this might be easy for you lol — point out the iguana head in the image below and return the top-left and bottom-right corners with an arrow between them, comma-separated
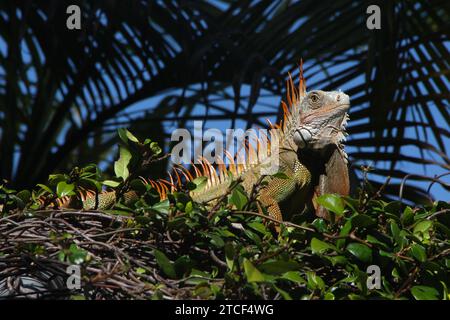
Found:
293,90 -> 350,156
279,63 -> 350,161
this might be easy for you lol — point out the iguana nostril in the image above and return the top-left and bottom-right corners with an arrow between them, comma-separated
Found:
336,95 -> 341,102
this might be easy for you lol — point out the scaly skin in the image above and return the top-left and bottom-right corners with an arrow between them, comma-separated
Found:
81,190 -> 138,210
189,87 -> 350,221
188,149 -> 313,221
39,189 -> 137,210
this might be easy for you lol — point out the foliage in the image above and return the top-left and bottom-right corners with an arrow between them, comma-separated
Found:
0,1 -> 448,204
1,182 -> 449,300
0,131 -> 448,300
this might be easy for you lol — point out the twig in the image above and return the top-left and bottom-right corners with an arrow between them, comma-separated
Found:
394,266 -> 419,298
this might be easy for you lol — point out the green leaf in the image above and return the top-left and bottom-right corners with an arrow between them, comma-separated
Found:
441,281 -> 449,300
435,222 -> 450,238
324,292 -> 335,300
401,206 -> 415,225
366,235 -> 389,249
312,218 -> 328,233
193,283 -> 213,299
281,271 -> 307,284
326,255 -> 348,266
114,146 -> 132,180
80,178 -> 102,192
351,214 -> 376,228
58,251 -> 65,262
9,194 -> 25,208
174,255 -> 193,277
136,267 -> 146,274
48,174 -> 67,185
247,221 -> 270,236
185,201 -> 193,214
185,269 -> 212,285
224,243 -> 235,271
379,250 -> 395,258
118,128 -> 139,143
384,201 -> 403,215
316,194 -> 345,216
346,243 -> 372,263
149,142 -> 162,155
37,183 -> 54,195
413,221 -> 433,235
208,234 -> 225,248
68,244 -> 88,264
259,260 -> 300,275
103,180 -> 121,187
311,237 -> 337,254
337,220 -> 352,249
153,249 -> 177,279
390,220 -> 401,241
16,190 -> 31,204
306,271 -> 325,290
273,285 -> 292,300
244,229 -> 261,245
411,286 -> 439,300
229,187 -> 247,211
151,199 -> 170,214
0,184 -> 16,194
56,181 -> 75,198
118,128 -> 128,143
410,244 -> 427,262
243,258 -> 265,283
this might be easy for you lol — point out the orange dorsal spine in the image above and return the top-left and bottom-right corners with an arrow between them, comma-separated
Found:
299,59 -> 306,98
147,60 -> 307,200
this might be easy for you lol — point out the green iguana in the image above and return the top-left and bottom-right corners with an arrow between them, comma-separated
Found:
189,71 -> 350,221
42,65 -> 351,222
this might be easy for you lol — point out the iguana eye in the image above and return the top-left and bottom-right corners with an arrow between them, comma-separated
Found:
309,92 -> 321,106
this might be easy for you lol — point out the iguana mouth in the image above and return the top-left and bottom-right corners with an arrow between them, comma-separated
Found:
335,101 -> 350,143
339,111 -> 350,141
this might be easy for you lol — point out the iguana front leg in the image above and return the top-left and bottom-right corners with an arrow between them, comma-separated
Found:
258,158 -> 312,222
258,177 -> 294,222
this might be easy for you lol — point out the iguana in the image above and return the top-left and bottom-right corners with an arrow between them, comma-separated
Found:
41,65 -> 351,222
188,72 -> 350,221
